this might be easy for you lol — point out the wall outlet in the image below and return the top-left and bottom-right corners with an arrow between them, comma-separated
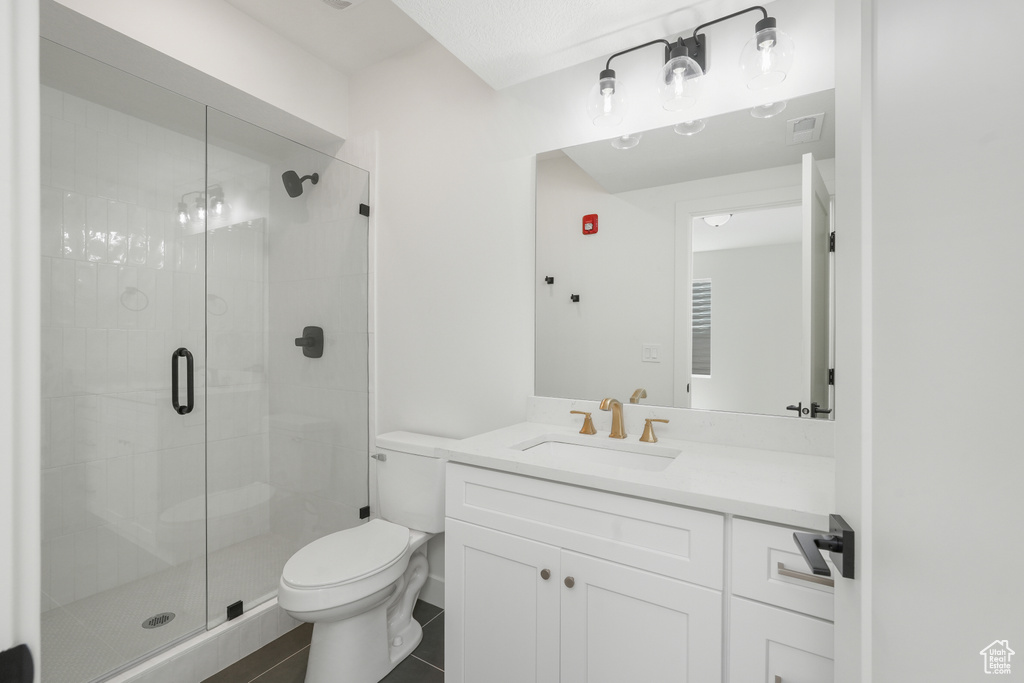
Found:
642,344 -> 661,363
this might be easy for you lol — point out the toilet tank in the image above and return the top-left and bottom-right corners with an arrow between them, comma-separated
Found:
375,431 -> 457,533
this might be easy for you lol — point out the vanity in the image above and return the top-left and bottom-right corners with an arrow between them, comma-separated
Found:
442,410 -> 836,682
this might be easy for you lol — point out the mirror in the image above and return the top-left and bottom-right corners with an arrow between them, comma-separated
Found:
535,89 -> 835,418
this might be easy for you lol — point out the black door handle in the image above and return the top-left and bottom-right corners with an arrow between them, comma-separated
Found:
811,402 -> 832,418
171,347 -> 194,415
793,514 -> 855,579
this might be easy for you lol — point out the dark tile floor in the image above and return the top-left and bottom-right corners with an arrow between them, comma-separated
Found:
202,601 -> 444,683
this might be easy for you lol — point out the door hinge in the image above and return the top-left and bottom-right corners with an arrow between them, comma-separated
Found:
829,231 -> 836,252
828,368 -> 835,386
359,203 -> 370,217
359,505 -> 370,519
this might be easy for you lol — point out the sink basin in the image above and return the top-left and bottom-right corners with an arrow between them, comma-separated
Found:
514,437 -> 679,472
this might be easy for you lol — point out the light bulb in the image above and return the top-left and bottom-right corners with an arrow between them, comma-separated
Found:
177,202 -> 189,226
659,42 -> 703,112
739,18 -> 794,90
587,69 -> 627,127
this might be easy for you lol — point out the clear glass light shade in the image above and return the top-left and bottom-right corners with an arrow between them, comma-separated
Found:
750,101 -> 788,118
674,119 -> 706,136
659,55 -> 703,111
611,133 -> 642,150
739,27 -> 795,90
177,202 -> 189,226
587,75 -> 627,127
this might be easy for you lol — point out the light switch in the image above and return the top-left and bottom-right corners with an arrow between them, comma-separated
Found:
642,344 -> 661,363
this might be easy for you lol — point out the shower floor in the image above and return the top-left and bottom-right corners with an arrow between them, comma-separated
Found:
41,533 -> 297,683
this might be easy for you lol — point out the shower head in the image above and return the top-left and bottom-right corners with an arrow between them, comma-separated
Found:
282,170 -> 319,198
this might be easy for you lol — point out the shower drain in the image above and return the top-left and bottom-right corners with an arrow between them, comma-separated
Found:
141,612 -> 176,629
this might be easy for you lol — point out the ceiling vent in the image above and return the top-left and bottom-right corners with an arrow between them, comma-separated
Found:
786,113 -> 825,145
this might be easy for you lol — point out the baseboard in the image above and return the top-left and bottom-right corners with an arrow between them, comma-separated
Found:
419,573 -> 445,610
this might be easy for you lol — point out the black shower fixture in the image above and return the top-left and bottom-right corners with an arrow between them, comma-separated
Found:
282,170 -> 319,198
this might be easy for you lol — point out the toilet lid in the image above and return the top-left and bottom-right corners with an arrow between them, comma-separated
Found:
282,519 -> 410,590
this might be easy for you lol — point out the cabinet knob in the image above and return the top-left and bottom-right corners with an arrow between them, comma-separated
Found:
540,569 -> 551,580
564,576 -> 575,588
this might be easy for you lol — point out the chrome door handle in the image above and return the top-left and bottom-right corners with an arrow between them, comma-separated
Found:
777,562 -> 835,588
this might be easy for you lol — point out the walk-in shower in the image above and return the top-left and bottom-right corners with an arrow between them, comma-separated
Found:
39,40 -> 369,683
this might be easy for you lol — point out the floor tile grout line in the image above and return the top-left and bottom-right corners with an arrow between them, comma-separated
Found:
411,654 -> 444,674
420,609 -> 444,628
247,643 -> 311,683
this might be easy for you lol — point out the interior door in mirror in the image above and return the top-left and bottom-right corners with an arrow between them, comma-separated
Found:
802,153 -> 832,415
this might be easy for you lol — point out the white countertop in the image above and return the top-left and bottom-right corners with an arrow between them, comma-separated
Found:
442,422 -> 835,530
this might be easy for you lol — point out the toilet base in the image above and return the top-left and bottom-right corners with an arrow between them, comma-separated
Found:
304,603 -> 423,683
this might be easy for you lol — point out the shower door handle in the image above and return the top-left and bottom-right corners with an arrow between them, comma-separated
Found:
171,347 -> 195,415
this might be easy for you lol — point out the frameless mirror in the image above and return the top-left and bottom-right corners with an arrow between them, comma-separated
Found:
535,89 -> 836,419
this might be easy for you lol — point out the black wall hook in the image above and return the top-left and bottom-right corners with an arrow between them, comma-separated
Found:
570,294 -> 580,302
544,276 -> 555,284
295,326 -> 324,358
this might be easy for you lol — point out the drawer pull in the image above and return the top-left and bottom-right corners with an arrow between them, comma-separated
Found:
777,561 -> 835,588
775,677 -> 782,683
540,569 -> 551,580
564,576 -> 575,588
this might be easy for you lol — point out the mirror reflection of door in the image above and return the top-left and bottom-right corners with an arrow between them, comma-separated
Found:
690,206 -> 803,416
802,152 -> 832,414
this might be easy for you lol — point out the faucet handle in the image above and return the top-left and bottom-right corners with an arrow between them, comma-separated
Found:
570,410 -> 597,435
640,418 -> 669,443
629,388 -> 647,404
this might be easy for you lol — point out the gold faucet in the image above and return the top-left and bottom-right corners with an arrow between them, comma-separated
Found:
599,398 -> 627,439
630,388 -> 647,404
640,418 -> 669,443
570,410 -> 597,435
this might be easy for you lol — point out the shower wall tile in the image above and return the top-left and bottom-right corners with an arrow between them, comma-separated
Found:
50,258 -> 75,326
107,200 -> 128,263
63,191 -> 86,260
86,195 -> 108,262
41,187 -> 63,257
74,262 -> 98,328
41,85 -> 63,119
64,94 -> 89,127
75,126 -> 99,197
51,118 -> 76,191
97,131 -> 119,200
62,327 -> 86,395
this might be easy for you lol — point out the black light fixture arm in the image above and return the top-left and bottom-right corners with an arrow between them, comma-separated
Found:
692,5 -> 769,45
605,38 -> 673,71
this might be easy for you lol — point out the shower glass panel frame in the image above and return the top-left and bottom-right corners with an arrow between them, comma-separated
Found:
40,39 -> 371,683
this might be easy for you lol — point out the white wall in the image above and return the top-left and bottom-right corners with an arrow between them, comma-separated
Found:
691,242 -> 802,416
44,0 -> 350,151
867,1 -> 1024,679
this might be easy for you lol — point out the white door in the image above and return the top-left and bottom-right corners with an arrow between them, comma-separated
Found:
445,519 -> 561,683
801,152 -> 831,412
559,551 -> 722,683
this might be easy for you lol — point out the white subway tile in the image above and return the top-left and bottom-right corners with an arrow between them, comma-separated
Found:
118,266 -> 139,329
41,187 -> 64,257
86,196 -> 108,262
85,461 -> 108,530
95,525 -> 119,592
97,131 -> 118,200
50,258 -> 76,327
107,329 -> 128,395
74,261 -> 98,328
115,519 -> 138,584
146,210 -> 166,270
137,268 -> 157,331
41,85 -> 63,119
85,328 -> 108,395
73,395 -> 103,464
127,204 -> 148,266
97,264 -> 119,328
75,126 -> 99,197
107,200 -> 128,263
51,118 -> 76,190
127,330 -> 147,391
62,327 -> 87,395
41,468 -> 62,540
41,258 -> 52,329
50,534 -> 76,605
63,93 -> 88,126
85,99 -> 106,132
61,463 -> 87,534
63,191 -> 87,260
117,138 -> 139,205
50,396 -> 75,467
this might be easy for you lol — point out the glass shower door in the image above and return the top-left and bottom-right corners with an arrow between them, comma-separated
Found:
40,40 -> 208,683
205,109 -> 370,627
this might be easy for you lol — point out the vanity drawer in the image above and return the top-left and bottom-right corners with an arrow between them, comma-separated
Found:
729,596 -> 833,683
731,518 -> 835,620
446,463 -> 724,590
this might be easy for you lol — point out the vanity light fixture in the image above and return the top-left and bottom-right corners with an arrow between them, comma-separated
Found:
587,5 -> 794,126
177,186 -> 228,226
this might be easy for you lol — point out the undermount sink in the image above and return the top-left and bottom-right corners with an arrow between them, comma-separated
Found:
514,436 -> 679,472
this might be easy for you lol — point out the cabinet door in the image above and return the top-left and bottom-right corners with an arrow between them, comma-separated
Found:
445,518 -> 561,683
730,597 -> 833,683
560,551 -> 722,683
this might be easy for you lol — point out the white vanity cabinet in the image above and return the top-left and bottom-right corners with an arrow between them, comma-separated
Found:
729,519 -> 835,683
445,463 -> 724,683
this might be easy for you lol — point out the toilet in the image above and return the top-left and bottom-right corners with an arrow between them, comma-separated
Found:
278,432 -> 455,683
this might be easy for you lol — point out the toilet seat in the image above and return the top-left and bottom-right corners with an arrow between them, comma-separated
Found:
278,519 -> 413,616
282,519 -> 410,590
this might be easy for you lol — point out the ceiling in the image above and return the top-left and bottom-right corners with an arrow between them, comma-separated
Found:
692,205 -> 801,252
222,0 -> 772,88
